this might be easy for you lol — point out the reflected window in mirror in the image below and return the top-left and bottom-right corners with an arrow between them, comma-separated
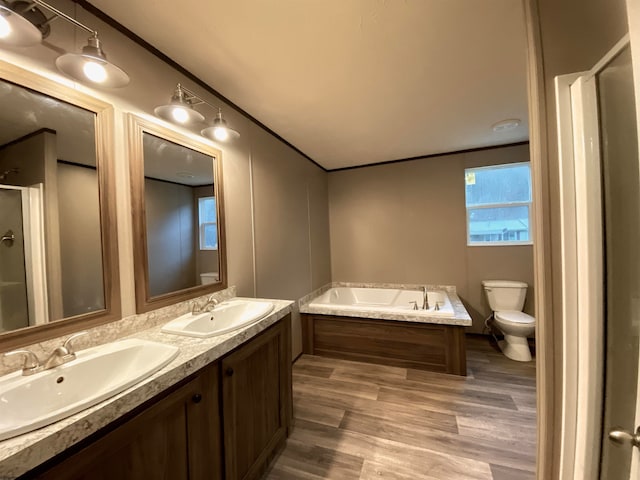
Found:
129,115 -> 226,313
0,63 -> 119,350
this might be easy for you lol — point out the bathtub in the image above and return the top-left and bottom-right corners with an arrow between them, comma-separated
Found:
308,287 -> 454,317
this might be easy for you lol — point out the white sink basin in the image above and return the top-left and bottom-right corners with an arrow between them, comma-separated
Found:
161,299 -> 275,338
0,338 -> 179,442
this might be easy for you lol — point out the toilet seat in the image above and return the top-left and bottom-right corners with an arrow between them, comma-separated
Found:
495,310 -> 535,325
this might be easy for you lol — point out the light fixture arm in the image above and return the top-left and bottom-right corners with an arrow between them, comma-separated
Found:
178,84 -> 225,113
29,0 -> 96,36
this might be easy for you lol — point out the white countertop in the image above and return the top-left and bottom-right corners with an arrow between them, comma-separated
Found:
0,297 -> 293,479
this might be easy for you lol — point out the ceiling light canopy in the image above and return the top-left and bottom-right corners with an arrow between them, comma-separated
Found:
0,0 -> 129,88
155,84 -> 240,142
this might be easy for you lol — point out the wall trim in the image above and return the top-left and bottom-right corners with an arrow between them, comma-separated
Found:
327,141 -> 530,172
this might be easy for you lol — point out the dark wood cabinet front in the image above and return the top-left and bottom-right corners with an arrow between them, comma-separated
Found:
31,366 -> 222,480
221,319 -> 292,480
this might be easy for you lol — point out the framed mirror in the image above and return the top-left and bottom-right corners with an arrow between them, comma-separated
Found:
128,115 -> 226,313
0,61 -> 120,351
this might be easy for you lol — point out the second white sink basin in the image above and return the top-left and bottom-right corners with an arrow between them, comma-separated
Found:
0,338 -> 179,442
161,299 -> 275,338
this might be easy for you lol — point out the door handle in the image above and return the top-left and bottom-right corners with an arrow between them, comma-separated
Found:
608,426 -> 640,448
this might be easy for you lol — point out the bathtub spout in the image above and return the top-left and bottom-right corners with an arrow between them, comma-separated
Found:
421,286 -> 430,310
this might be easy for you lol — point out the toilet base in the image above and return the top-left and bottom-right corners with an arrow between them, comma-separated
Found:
498,334 -> 532,362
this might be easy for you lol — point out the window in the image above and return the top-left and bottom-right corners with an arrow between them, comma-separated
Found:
198,196 -> 218,250
464,162 -> 532,246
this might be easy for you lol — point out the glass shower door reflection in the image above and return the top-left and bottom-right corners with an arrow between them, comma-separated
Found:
598,45 -> 640,479
0,187 -> 29,332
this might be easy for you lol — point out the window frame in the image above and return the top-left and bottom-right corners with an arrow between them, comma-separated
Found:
464,162 -> 534,247
198,196 -> 218,251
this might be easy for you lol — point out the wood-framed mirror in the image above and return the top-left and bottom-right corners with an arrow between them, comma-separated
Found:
0,61 -> 120,352
128,114 -> 227,313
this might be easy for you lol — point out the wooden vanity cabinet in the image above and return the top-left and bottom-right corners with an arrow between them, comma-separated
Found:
23,314 -> 292,480
31,366 -> 222,480
221,317 -> 292,480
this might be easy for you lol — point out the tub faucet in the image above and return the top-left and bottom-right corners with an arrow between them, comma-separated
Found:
192,296 -> 219,314
422,286 -> 430,310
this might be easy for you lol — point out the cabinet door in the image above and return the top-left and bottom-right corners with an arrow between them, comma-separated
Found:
222,319 -> 291,480
32,366 -> 221,480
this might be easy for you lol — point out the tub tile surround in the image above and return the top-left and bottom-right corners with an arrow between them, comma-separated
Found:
299,282 -> 472,326
0,289 -> 293,478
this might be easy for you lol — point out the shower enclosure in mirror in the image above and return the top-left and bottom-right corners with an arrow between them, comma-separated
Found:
128,115 -> 226,313
0,61 -> 120,350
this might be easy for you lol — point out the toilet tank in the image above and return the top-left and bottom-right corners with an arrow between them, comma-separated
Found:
482,280 -> 528,311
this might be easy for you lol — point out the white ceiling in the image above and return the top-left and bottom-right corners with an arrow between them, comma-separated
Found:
0,79 -> 96,166
90,0 -> 529,170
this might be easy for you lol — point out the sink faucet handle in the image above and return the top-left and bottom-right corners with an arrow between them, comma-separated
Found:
409,301 -> 419,310
62,331 -> 89,355
4,349 -> 41,372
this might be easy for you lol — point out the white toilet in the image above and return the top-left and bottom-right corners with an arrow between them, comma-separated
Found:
482,280 -> 535,362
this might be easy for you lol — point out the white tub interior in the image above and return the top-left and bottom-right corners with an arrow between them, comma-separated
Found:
309,287 -> 454,317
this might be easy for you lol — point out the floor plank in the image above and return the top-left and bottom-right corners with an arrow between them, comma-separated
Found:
264,335 -> 537,479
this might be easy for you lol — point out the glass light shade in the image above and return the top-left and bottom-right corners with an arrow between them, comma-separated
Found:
56,53 -> 129,88
55,35 -> 129,88
201,111 -> 240,142
0,5 -> 42,46
154,104 -> 205,125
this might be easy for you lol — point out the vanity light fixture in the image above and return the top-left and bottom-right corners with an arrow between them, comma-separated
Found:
201,109 -> 240,142
0,0 -> 129,88
0,0 -> 46,46
154,83 -> 205,125
155,83 -> 240,141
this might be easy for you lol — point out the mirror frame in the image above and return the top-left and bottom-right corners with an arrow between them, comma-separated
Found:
128,114 -> 227,313
0,60 -> 121,351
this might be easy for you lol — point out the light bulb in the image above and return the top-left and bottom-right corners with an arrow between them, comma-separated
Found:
0,15 -> 11,39
83,61 -> 107,83
213,126 -> 229,141
172,107 -> 189,124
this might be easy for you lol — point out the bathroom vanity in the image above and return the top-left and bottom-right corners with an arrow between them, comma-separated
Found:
0,299 -> 293,480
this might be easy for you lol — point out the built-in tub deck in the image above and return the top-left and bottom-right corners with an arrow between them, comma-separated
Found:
299,284 -> 472,376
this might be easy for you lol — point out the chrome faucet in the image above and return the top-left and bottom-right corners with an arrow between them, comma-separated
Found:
4,331 -> 88,376
422,286 -> 430,310
192,295 -> 219,315
43,331 -> 88,369
4,349 -> 41,376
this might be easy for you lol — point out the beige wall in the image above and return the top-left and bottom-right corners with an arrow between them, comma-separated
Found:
144,178 -> 197,297
57,163 -> 104,317
329,144 -> 533,333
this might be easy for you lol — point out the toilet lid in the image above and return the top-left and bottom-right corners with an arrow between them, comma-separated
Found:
495,311 -> 535,324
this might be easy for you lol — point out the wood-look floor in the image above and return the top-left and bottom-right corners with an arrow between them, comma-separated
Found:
265,335 -> 536,480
